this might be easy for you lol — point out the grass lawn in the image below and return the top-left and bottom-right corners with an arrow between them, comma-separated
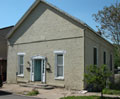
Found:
26,89 -> 39,96
103,89 -> 120,95
60,96 -> 120,99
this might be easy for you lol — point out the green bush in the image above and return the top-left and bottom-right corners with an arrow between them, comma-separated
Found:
27,89 -> 39,96
103,88 -> 120,95
85,65 -> 111,92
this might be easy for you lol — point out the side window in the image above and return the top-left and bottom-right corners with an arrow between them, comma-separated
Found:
17,53 -> 25,76
110,54 -> 112,71
56,54 -> 63,77
93,47 -> 97,65
103,51 -> 106,64
54,51 -> 65,79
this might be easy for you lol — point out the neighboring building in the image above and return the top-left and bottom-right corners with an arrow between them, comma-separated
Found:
0,26 -> 13,81
7,0 -> 114,90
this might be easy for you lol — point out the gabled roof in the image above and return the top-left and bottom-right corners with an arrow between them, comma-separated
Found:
6,0 -> 113,47
0,26 -> 14,39
6,0 -> 92,39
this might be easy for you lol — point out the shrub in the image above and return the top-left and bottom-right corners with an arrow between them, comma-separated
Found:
84,65 -> 112,97
103,88 -> 120,95
27,89 -> 39,96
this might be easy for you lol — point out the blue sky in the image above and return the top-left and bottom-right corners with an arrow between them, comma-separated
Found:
0,0 -> 118,31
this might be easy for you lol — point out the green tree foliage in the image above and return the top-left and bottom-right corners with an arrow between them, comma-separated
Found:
85,65 -> 111,97
93,2 -> 120,58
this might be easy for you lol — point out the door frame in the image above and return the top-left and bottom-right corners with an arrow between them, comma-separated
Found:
30,56 -> 46,83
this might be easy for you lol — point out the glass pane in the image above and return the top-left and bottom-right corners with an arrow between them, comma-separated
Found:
57,66 -> 63,77
103,52 -> 106,64
57,54 -> 63,65
20,55 -> 23,65
20,65 -> 23,74
93,48 -> 97,65
110,54 -> 112,71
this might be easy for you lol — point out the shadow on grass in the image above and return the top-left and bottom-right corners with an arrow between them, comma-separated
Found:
0,90 -> 12,96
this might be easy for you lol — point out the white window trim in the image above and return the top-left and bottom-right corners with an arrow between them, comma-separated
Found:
32,55 -> 45,60
54,50 -> 66,54
17,52 -> 25,77
17,74 -> 24,77
17,53 -> 26,55
55,76 -> 64,80
54,50 -> 65,80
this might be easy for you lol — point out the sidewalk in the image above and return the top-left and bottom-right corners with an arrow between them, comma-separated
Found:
0,84 -> 69,99
0,84 -> 120,99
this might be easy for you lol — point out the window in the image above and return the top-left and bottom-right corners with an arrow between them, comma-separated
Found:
54,51 -> 65,79
110,54 -> 112,71
17,53 -> 25,76
93,47 -> 97,65
103,51 -> 106,64
56,54 -> 63,77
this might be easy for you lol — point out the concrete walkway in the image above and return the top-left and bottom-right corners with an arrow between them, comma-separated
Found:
0,84 -> 120,99
0,84 -> 69,99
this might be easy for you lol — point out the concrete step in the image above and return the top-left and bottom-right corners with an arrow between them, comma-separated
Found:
19,83 -> 54,89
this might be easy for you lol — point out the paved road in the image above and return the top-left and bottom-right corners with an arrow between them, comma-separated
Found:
0,95 -> 39,99
0,91 -> 39,99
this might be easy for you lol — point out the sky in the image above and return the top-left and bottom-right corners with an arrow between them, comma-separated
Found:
0,0 -> 118,31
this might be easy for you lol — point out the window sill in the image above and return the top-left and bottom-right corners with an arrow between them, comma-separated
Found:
55,77 -> 64,80
17,74 -> 24,77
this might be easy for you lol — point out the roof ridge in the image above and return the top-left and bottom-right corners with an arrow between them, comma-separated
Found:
7,0 -> 88,39
41,0 -> 87,26
6,0 -> 113,47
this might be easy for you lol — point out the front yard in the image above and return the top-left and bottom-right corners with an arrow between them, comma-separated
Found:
1,84 -> 120,99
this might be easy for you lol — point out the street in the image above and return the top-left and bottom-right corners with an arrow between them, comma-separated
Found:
0,91 -> 39,99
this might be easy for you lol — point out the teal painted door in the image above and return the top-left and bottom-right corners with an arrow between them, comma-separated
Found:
34,59 -> 41,81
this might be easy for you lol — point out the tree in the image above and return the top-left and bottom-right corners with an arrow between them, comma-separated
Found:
84,65 -> 111,97
93,2 -> 120,57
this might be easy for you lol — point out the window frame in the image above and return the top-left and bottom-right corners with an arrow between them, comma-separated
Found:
103,51 -> 106,65
93,47 -> 98,66
54,51 -> 66,80
17,53 -> 25,77
110,54 -> 113,71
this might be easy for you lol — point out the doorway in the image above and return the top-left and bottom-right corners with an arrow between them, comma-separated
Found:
31,56 -> 45,83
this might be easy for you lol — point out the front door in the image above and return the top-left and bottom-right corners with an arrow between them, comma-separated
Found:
34,59 -> 41,81
31,57 -> 46,83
